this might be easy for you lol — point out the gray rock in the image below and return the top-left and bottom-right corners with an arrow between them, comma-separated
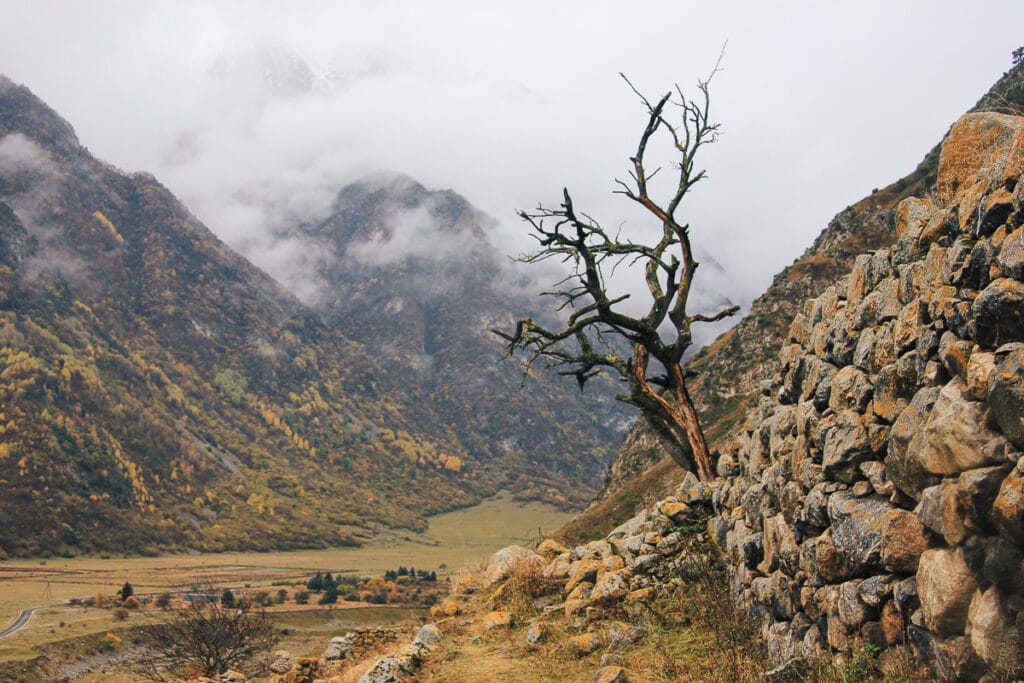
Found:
887,387 -> 942,499
915,485 -> 946,538
525,623 -> 546,645
987,346 -> 1024,449
607,620 -> 645,647
827,492 -> 891,580
829,366 -> 873,413
269,650 -> 296,673
938,331 -> 973,380
412,624 -> 442,651
893,578 -> 919,611
981,535 -> 1024,593
821,414 -> 872,483
324,634 -> 355,660
872,353 -> 918,423
837,580 -> 875,629
940,237 -> 975,286
358,653 -> 418,683
996,226 -> 1024,279
972,278 -> 1024,348
857,574 -> 896,607
957,464 -> 1013,533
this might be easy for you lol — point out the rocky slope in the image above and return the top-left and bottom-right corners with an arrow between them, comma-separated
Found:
559,59 -> 1024,545
0,76 -> 619,557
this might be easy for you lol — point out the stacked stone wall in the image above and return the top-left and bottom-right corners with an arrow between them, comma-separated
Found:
711,112 -> 1024,680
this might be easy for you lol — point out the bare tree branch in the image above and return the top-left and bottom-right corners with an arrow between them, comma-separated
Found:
494,66 -> 736,481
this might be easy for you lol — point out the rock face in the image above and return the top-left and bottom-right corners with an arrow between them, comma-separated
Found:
707,111 -> 1024,680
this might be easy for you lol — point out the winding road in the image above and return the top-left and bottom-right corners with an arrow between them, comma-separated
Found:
0,607 -> 40,638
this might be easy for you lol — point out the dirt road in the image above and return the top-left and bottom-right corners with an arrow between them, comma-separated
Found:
0,607 -> 39,638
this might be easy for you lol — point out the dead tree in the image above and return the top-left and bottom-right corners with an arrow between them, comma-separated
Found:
494,69 -> 737,482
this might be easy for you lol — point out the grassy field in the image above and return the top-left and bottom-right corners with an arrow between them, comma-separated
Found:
0,491 -> 573,661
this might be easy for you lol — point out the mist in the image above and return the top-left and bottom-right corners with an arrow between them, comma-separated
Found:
1,1 -> 1022,322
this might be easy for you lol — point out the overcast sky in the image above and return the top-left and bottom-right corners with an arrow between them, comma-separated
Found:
1,1 -> 1022,316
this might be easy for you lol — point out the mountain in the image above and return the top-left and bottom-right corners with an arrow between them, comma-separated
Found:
0,77 -> 623,557
554,58 -> 1024,545
269,174 -> 629,489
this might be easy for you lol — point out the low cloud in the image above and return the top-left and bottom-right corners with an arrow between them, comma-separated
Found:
0,133 -> 56,177
0,1 -> 1021,324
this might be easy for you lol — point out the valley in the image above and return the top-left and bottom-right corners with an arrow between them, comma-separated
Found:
0,492 -> 573,662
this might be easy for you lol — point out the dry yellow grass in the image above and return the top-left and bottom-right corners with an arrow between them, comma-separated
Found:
0,493 -> 573,662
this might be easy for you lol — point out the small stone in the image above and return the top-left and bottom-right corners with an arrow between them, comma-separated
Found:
536,538 -> 569,559
270,650 -> 296,673
525,623 -> 546,645
568,632 -> 603,657
486,546 -> 542,587
412,624 -> 442,651
625,587 -> 654,604
602,621 -> 643,650
857,574 -> 895,607
887,386 -> 942,499
592,665 -> 627,683
920,378 -> 1007,475
966,350 -> 996,400
324,634 -> 355,660
483,611 -> 514,630
566,557 -> 604,593
590,571 -> 629,604
852,481 -> 872,497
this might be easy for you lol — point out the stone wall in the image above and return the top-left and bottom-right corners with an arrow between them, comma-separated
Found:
711,112 -> 1024,680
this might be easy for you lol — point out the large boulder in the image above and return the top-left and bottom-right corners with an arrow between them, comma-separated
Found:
485,545 -> 542,587
916,548 -> 978,637
920,378 -> 1007,475
887,387 -> 941,499
881,507 -> 932,573
968,585 -> 1024,676
972,278 -> 1024,348
936,112 -> 1024,230
826,493 -> 892,580
991,462 -> 1024,544
997,226 -> 1024,279
987,345 -> 1024,449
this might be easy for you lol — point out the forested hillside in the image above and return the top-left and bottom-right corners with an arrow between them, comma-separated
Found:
0,76 -> 624,557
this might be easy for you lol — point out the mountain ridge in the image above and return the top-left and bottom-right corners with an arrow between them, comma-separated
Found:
0,75 -> 622,557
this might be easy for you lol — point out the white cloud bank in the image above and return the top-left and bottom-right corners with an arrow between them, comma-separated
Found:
0,0 -> 1021,316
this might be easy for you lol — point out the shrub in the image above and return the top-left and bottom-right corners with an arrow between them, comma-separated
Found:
112,608 -> 130,621
138,583 -> 276,678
